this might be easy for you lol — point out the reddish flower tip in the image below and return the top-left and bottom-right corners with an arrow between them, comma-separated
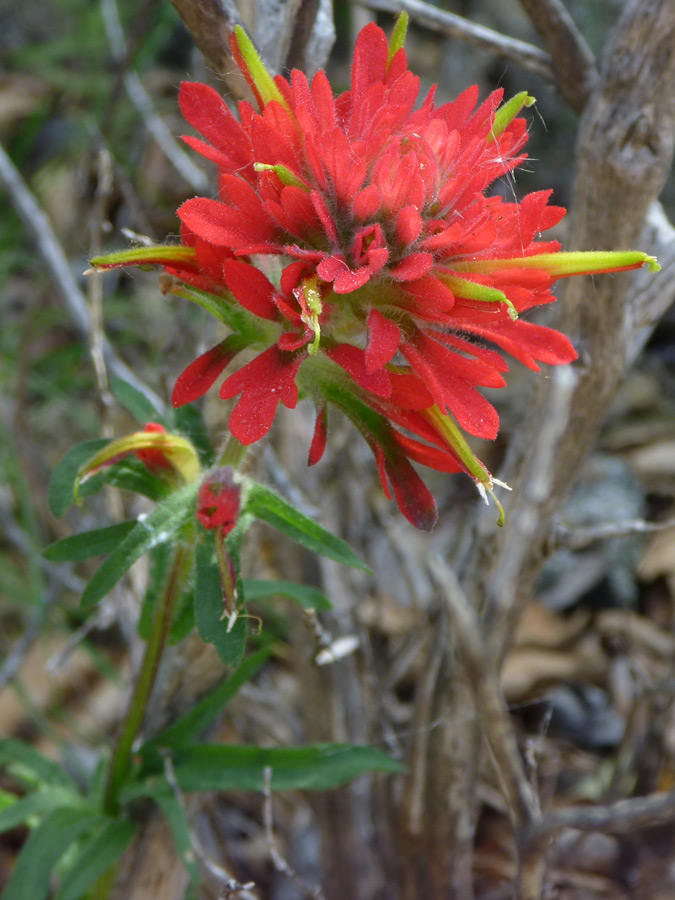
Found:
196,468 -> 241,533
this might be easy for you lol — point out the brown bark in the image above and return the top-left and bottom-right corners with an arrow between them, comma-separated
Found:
480,0 -> 675,657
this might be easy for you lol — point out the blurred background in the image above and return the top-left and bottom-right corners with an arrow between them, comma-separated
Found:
2,0 -> 675,896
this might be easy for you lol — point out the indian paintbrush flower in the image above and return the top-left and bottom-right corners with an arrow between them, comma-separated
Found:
74,422 -> 201,496
196,467 -> 241,625
91,14 -> 659,530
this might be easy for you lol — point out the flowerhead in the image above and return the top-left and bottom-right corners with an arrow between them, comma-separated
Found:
92,15 -> 657,530
196,467 -> 241,533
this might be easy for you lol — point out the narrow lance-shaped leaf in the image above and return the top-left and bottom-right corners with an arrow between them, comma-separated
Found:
243,578 -> 331,611
149,784 -> 200,883
2,808 -> 102,900
80,483 -> 198,608
0,739 -> 76,789
142,647 -> 270,753
110,376 -> 168,427
194,537 -> 247,667
142,743 -> 405,793
47,439 -> 110,518
43,521 -> 137,562
0,789 -> 79,835
244,482 -> 371,572
53,819 -> 137,900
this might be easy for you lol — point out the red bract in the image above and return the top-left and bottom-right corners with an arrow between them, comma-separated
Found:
92,16 -> 657,530
135,423 -> 175,472
196,468 -> 241,533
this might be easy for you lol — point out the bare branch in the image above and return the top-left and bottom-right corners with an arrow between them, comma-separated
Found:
475,0 -> 675,656
519,0 -> 597,111
429,557 -> 539,833
101,0 -> 209,193
262,767 -> 326,900
555,515 -> 675,550
161,753 -> 258,899
483,365 -> 578,657
0,140 -> 166,415
530,789 -> 675,841
167,0 -> 246,80
354,0 -> 553,81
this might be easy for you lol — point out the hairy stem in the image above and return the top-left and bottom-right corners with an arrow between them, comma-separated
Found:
103,541 -> 193,814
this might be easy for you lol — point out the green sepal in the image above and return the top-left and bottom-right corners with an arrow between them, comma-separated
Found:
453,250 -> 660,277
253,162 -> 307,189
387,11 -> 408,66
89,245 -> 197,271
489,91 -> 535,142
441,274 -> 518,319
232,25 -> 288,109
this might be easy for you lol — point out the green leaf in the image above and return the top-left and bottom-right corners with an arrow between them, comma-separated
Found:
0,740 -> 75,789
96,457 -> 171,502
110,376 -> 167,427
168,588 -> 195,645
152,785 -> 200,883
0,789 -> 78,834
43,521 -> 137,562
170,404 -> 214,467
245,483 -> 370,572
47,439 -> 109,518
80,483 -> 198,608
243,578 -> 331,611
194,540 -> 247,667
2,808 -> 101,900
54,818 -> 137,900
143,648 -> 270,752
155,743 -> 405,792
137,542 -> 173,641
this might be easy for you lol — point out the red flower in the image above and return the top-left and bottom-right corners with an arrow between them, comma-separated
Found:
196,468 -> 241,533
135,423 -> 175,472
91,16 -> 657,530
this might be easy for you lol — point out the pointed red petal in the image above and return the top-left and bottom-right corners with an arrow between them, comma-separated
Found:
223,259 -> 279,320
219,346 -> 302,444
326,344 -> 392,398
308,405 -> 328,466
389,252 -> 433,282
351,23 -> 388,99
178,82 -> 251,171
365,309 -> 400,373
171,339 -> 241,407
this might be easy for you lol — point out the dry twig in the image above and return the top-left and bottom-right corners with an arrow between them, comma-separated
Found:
355,0 -> 553,80
554,515 -> 675,550
519,0 -> 597,111
162,752 -> 258,899
0,140 -> 165,414
100,0 -> 209,193
262,767 -> 326,900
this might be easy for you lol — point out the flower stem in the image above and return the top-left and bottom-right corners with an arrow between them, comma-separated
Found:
102,541 -> 192,815
217,433 -> 249,469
